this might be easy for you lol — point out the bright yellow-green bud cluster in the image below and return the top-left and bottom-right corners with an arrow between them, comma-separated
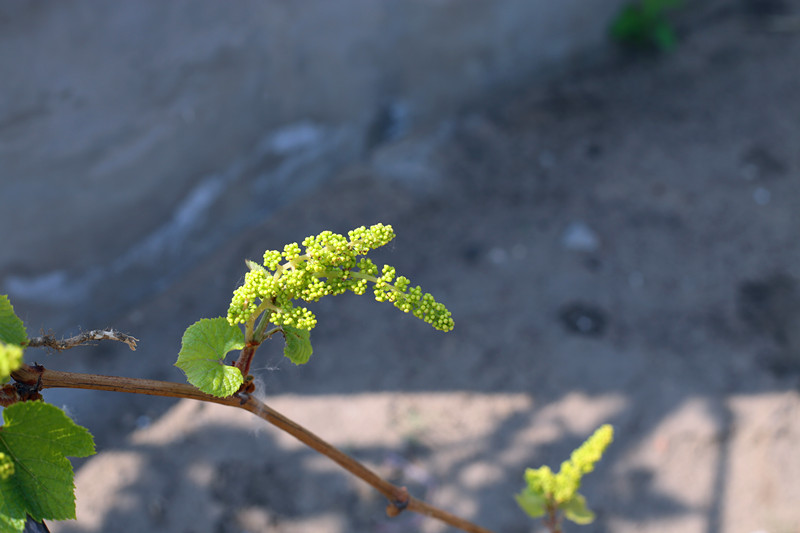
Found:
553,424 -> 613,502
373,265 -> 454,332
524,424 -> 614,505
0,452 -> 13,480
0,341 -> 23,383
226,224 -> 454,332
516,425 -> 613,526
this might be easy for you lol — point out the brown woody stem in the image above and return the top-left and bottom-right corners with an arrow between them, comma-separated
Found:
233,342 -> 259,377
544,502 -> 562,533
9,364 -> 493,533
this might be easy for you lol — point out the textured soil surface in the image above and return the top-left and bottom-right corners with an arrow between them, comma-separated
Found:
36,3 -> 800,533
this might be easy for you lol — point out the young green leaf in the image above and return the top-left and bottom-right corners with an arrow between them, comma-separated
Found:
245,259 -> 266,273
0,402 -> 95,531
0,296 -> 26,347
282,326 -> 312,365
175,318 -> 245,397
514,488 -> 547,519
561,493 -> 595,525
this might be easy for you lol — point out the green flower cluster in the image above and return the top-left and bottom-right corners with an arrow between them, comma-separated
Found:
516,424 -> 614,525
0,341 -> 23,383
227,224 -> 454,333
546,423 -> 613,503
0,452 -> 13,480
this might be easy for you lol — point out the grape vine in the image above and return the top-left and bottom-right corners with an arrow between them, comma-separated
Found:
0,224 -> 612,533
177,223 -> 454,398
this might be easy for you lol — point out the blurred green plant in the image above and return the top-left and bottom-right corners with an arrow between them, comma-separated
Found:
610,0 -> 683,52
516,425 -> 614,533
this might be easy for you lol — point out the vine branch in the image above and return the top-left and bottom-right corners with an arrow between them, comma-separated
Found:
9,364 -> 493,533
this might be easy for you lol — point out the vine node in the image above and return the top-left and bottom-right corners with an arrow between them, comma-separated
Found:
385,486 -> 410,517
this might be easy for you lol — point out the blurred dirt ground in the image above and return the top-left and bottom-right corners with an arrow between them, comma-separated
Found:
37,3 -> 800,533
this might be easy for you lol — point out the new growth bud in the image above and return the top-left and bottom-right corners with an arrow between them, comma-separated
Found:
516,424 -> 614,526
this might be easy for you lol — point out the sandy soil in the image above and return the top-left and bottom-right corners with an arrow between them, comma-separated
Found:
36,3 -> 800,532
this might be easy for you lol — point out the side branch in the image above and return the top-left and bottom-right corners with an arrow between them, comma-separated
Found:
27,329 -> 138,351
9,365 -> 493,533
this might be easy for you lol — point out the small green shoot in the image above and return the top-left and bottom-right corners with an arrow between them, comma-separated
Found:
516,424 -> 614,532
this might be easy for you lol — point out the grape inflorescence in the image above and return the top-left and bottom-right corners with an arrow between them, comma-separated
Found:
0,452 -> 14,480
516,424 -> 613,525
227,224 -> 454,333
0,341 -> 23,383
